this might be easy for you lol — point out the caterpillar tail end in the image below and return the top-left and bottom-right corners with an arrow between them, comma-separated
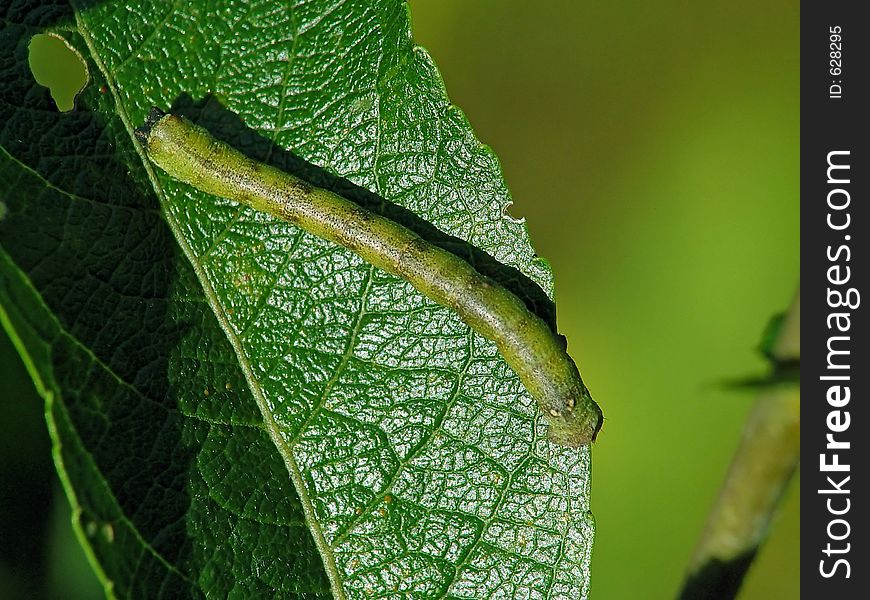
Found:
134,106 -> 168,144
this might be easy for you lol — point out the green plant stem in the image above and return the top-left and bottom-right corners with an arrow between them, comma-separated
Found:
679,288 -> 800,600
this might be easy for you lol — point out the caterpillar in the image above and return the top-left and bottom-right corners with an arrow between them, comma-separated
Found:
136,108 -> 603,447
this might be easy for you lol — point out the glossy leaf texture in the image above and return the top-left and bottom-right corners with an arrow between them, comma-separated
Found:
0,1 -> 593,598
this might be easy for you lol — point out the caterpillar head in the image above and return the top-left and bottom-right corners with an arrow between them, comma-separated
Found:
545,389 -> 603,447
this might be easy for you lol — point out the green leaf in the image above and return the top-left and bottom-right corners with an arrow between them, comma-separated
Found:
758,312 -> 786,361
1,2 -> 594,598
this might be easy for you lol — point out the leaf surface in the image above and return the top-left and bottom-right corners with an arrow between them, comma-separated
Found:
0,1 -> 593,597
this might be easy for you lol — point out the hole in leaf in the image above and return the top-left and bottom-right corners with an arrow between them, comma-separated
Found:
27,33 -> 88,112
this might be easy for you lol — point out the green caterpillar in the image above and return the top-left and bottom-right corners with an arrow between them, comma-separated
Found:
137,108 -> 603,447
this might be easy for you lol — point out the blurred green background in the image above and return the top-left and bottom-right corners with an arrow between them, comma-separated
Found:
4,0 -> 798,598
410,1 -> 799,598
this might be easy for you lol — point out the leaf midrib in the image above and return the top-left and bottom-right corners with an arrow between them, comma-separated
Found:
72,10 -> 349,599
